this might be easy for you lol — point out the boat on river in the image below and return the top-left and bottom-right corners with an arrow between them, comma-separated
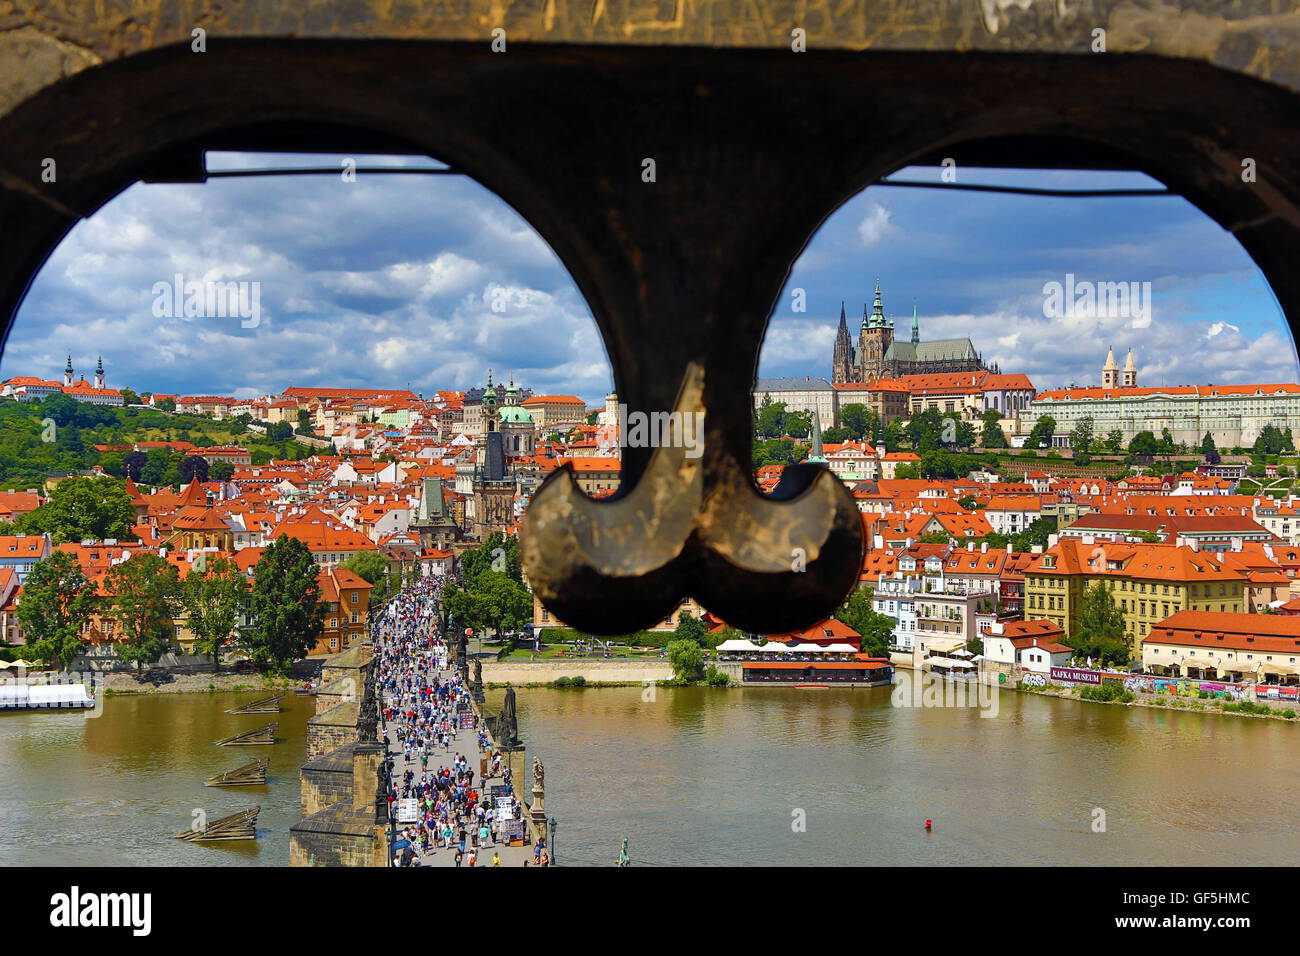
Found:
0,682 -> 96,711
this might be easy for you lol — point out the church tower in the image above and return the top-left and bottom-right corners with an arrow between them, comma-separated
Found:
94,355 -> 104,390
832,302 -> 855,384
64,354 -> 73,387
1123,348 -> 1137,388
857,278 -> 894,382
1101,346 -> 1119,388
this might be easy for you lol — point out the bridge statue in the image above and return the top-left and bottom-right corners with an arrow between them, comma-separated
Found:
498,685 -> 518,748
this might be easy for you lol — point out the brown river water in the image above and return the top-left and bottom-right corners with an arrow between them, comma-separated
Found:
2,685 -> 1297,866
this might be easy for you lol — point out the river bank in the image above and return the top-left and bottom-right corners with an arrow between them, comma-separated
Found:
102,670 -> 312,695
1016,680 -> 1300,721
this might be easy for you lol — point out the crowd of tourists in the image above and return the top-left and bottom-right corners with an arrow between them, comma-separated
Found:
371,575 -> 549,868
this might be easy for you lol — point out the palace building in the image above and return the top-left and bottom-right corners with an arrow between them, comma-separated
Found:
831,280 -> 992,385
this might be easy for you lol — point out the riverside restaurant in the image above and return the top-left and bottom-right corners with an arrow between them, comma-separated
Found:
714,639 -> 894,687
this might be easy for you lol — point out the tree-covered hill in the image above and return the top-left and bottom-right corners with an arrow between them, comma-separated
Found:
0,394 -> 315,491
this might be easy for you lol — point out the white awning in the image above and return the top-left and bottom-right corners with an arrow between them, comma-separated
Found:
716,639 -> 763,652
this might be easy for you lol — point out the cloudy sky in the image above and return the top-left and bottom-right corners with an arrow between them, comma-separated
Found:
4,153 -> 1294,404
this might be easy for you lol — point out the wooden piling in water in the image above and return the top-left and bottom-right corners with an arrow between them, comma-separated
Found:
226,694 -> 284,714
214,722 -> 278,746
205,758 -> 269,787
175,807 -> 260,842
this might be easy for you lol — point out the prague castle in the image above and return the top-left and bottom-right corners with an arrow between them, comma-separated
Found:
831,280 -> 992,385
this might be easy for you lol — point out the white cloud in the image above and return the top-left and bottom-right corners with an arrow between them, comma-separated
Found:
857,203 -> 893,246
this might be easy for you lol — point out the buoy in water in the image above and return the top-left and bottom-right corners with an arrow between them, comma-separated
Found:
925,819 -> 932,831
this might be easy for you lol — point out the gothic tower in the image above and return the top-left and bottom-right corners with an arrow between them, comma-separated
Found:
1123,348 -> 1137,388
832,302 -> 855,384
857,279 -> 894,382
1101,346 -> 1119,389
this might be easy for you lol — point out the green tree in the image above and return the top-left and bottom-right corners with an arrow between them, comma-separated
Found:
1069,416 -> 1094,455
140,446 -> 170,485
98,452 -> 126,478
834,586 -> 895,657
269,421 -> 294,441
183,556 -> 246,668
839,404 -> 873,441
1024,415 -> 1057,450
822,426 -> 852,444
209,460 -> 235,481
1011,516 -> 1057,552
120,388 -> 139,406
980,409 -> 1008,449
1200,432 -> 1217,457
16,551 -> 98,669
41,393 -> 80,429
106,553 -> 181,668
1070,581 -> 1130,666
343,550 -> 393,603
783,409 -> 812,440
244,535 -> 326,671
957,494 -> 979,510
1128,430 -> 1159,457
1104,428 -> 1124,454
470,571 -> 531,638
155,398 -> 176,413
16,475 -> 136,544
666,638 -> 704,682
673,611 -> 708,647
754,396 -> 787,439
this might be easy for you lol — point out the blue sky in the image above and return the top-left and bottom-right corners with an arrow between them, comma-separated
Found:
4,154 -> 1294,405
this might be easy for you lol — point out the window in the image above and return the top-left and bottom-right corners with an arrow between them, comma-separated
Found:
351,592 -> 358,604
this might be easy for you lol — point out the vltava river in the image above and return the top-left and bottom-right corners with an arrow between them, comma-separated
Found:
0,691 -> 312,866
488,684 -> 1300,867
3,684 -> 1297,866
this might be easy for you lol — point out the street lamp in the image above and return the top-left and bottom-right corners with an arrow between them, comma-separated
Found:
548,816 -> 557,866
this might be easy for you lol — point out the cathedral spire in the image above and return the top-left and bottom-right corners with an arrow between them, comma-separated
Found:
911,300 -> 919,346
869,278 -> 887,328
839,301 -> 847,330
